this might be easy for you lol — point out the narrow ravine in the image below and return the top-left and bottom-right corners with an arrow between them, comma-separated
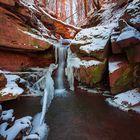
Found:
2,39 -> 140,140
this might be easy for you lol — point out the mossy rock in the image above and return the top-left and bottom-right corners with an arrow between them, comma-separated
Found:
92,59 -> 107,84
111,66 -> 134,94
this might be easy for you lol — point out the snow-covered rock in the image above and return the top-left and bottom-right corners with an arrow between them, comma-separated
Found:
106,88 -> 140,113
66,48 -> 107,90
120,0 -> 140,31
71,24 -> 113,60
0,72 -> 25,101
0,116 -> 32,140
0,109 -> 14,122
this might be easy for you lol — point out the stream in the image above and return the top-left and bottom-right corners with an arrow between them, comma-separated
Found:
2,90 -> 140,140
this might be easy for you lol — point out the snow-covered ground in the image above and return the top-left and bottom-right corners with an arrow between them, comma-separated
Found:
106,89 -> 140,113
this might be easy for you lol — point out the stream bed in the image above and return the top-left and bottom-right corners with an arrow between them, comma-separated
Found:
2,88 -> 140,140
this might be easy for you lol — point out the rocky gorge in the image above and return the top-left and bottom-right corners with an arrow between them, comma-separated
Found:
0,0 -> 140,139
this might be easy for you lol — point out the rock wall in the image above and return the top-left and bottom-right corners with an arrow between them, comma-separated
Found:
0,0 -> 80,71
70,0 -> 140,94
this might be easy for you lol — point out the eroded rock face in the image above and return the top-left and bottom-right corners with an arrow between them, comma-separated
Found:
0,50 -> 55,71
0,7 -> 52,51
0,0 -> 16,6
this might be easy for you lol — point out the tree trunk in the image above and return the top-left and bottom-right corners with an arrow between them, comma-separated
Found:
84,0 -> 88,17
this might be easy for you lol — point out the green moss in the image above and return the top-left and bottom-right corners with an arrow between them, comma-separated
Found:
92,61 -> 106,84
116,68 -> 132,87
112,67 -> 133,94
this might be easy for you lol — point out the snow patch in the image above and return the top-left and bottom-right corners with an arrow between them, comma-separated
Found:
106,89 -> 140,112
117,24 -> 140,41
0,74 -> 24,96
109,61 -> 121,74
1,109 -> 14,122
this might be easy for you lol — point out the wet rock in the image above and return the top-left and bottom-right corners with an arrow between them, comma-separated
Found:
0,73 -> 7,90
109,56 -> 134,94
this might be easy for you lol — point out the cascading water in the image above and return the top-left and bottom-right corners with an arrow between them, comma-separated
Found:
55,40 -> 68,95
30,39 -> 69,139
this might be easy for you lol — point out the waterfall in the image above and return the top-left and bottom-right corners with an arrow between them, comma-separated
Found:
55,40 -> 68,94
30,40 -> 68,139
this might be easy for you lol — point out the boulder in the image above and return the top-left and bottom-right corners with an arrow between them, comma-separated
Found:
0,73 -> 7,89
70,25 -> 112,61
0,74 -> 25,102
109,56 -> 134,94
117,21 -> 140,48
66,48 -> 107,88
125,44 -> 140,63
74,58 -> 107,87
114,21 -> 140,62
